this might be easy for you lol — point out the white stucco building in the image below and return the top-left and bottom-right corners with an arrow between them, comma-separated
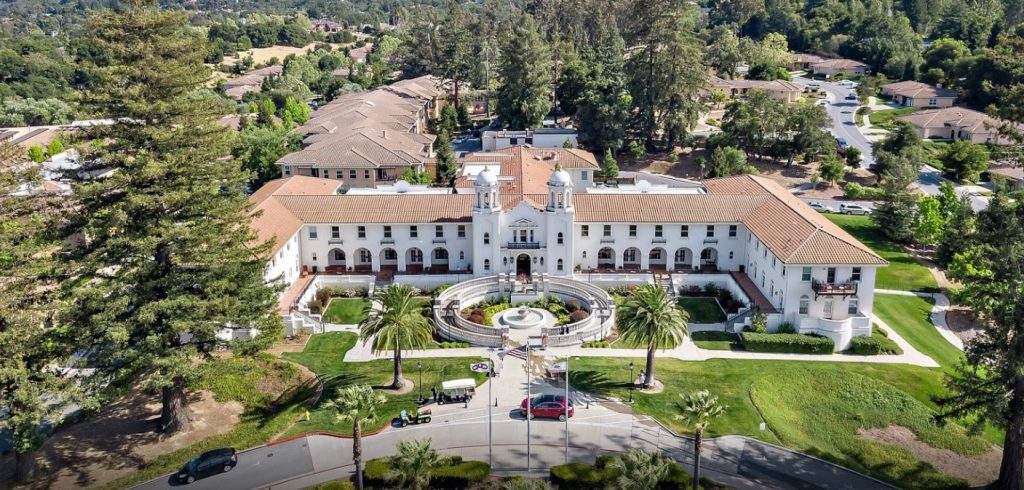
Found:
252,146 -> 886,349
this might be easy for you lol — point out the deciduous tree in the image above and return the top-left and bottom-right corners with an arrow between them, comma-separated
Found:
940,139 -> 989,182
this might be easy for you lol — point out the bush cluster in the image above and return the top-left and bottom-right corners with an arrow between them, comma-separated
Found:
740,332 -> 835,354
550,455 -> 695,490
581,340 -> 610,348
439,341 -> 470,348
363,456 -> 489,489
565,299 -> 581,312
843,182 -> 886,200
569,310 -> 589,323
606,284 -> 640,297
777,322 -> 796,334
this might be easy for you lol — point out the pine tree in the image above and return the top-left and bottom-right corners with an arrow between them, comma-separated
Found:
66,0 -> 281,435
496,15 -> 552,129
872,156 -> 919,243
434,129 -> 457,185
0,142 -> 86,481
435,0 -> 474,109
936,195 -> 975,266
936,194 -> 1024,490
601,148 -> 619,178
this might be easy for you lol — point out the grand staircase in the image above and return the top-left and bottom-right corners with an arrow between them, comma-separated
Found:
654,273 -> 675,297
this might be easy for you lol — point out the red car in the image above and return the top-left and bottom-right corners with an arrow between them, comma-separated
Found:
521,394 -> 574,421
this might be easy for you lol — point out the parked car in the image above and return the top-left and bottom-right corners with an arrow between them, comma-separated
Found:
521,394 -> 574,421
845,93 -> 859,101
808,201 -> 835,213
839,203 -> 872,215
177,448 -> 237,484
838,80 -> 859,88
815,99 -> 830,106
805,82 -> 821,89
835,137 -> 850,150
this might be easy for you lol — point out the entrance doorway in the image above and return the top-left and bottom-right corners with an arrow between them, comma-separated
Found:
516,254 -> 531,278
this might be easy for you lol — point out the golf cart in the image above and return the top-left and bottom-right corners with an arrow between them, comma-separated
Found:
398,408 -> 432,427
437,378 -> 476,405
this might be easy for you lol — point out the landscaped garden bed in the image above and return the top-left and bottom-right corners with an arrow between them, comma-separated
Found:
461,295 -> 589,326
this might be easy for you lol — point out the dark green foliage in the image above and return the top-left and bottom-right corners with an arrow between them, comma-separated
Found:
843,182 -> 886,200
582,340 -> 611,348
496,16 -> 552,129
430,461 -> 490,488
232,123 -> 302,188
740,333 -> 835,354
849,328 -> 904,355
549,463 -> 609,489
434,129 -> 457,185
66,0 -> 282,434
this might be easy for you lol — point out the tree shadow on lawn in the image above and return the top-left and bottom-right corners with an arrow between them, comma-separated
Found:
569,369 -> 626,396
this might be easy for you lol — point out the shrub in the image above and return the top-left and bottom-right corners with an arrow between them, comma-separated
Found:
565,299 -> 581,313
843,182 -> 886,200
849,327 -> 903,355
681,285 -> 702,296
468,313 -> 485,325
746,312 -> 768,333
433,284 -> 452,296
569,310 -> 589,323
431,461 -> 490,488
703,282 -> 720,296
658,463 -> 694,490
362,458 -> 390,486
557,313 -> 572,325
740,332 -> 835,354
550,463 -> 607,489
314,481 -> 355,490
777,322 -> 796,334
582,340 -> 610,348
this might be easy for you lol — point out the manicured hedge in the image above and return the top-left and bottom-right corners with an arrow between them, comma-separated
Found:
848,327 -> 903,355
314,481 -> 355,490
362,458 -> 390,486
740,332 -> 835,354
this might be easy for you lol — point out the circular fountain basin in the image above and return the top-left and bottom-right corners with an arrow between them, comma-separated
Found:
497,307 -> 549,330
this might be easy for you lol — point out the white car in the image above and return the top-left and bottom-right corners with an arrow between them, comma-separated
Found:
837,80 -> 859,88
808,201 -> 835,213
839,203 -> 872,215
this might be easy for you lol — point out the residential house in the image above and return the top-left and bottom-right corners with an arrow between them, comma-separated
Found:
988,166 -> 1024,190
810,58 -> 869,78
223,65 -> 283,100
311,19 -> 342,33
788,53 -> 828,71
348,44 -> 373,63
900,107 -> 1016,144
881,81 -> 957,108
708,76 -> 803,103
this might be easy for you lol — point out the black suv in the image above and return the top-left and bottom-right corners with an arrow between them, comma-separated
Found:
177,448 -> 237,484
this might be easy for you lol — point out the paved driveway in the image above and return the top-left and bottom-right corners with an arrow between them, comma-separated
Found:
794,77 -> 875,170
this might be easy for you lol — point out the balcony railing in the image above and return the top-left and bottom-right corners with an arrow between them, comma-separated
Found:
380,238 -> 395,245
652,237 -> 667,243
600,237 -> 615,243
432,238 -> 447,244
328,238 -> 344,244
812,279 -> 858,297
507,242 -> 541,249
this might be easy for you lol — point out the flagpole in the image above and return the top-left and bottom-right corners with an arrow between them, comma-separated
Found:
526,343 -> 531,472
488,359 -> 493,468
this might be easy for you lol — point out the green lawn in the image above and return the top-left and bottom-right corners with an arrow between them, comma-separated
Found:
322,298 -> 370,324
868,106 -> 918,127
690,331 -> 741,350
282,332 -> 487,436
874,295 -> 963,371
678,297 -> 727,323
825,214 -> 938,291
570,357 -> 987,489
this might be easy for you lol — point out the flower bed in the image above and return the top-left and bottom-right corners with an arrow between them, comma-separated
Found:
460,296 -> 590,327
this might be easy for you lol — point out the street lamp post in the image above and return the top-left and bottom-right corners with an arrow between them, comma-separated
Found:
629,361 -> 635,403
417,361 -> 423,404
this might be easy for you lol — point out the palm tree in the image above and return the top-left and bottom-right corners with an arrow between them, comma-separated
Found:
675,390 -> 727,490
617,284 -> 688,389
322,384 -> 387,490
607,449 -> 670,490
384,438 -> 444,490
359,283 -> 435,389
503,477 -> 556,490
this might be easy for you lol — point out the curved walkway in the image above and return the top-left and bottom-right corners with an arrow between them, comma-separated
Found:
876,289 -> 965,352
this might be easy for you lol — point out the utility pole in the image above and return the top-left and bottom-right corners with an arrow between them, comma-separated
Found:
526,342 -> 532,472
564,356 -> 569,465
488,359 -> 493,468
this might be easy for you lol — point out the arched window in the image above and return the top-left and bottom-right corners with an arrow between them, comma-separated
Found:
557,259 -> 564,271
728,251 -> 734,259
582,251 -> 587,259
483,232 -> 490,245
799,295 -> 810,315
312,253 -> 318,261
503,257 -> 508,266
359,249 -> 372,262
333,250 -> 344,261
484,259 -> 490,271
557,232 -> 564,245
459,251 -> 465,260
539,257 -> 544,265
383,249 -> 397,260
433,248 -> 449,260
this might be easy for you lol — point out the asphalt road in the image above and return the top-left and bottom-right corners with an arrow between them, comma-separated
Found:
133,357 -> 894,490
